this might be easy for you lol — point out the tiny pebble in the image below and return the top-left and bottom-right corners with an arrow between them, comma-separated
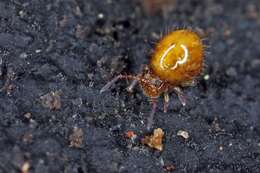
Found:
177,130 -> 189,139
21,162 -> 30,173
219,145 -> 224,151
204,74 -> 210,80
98,13 -> 104,19
24,112 -> 32,119
35,49 -> 42,53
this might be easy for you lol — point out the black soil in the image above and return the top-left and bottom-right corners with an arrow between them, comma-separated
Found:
0,0 -> 259,173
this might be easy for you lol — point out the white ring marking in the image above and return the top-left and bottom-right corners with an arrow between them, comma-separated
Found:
159,44 -> 189,70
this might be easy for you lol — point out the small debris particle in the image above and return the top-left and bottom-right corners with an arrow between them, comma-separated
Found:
151,32 -> 161,40
125,131 -> 137,140
24,112 -> 32,119
159,157 -> 165,166
177,130 -> 189,139
219,145 -> 224,151
98,13 -> 104,19
163,164 -> 176,172
69,127 -> 84,148
35,49 -> 42,53
75,6 -> 83,17
21,162 -> 30,173
141,128 -> 164,151
40,91 -> 61,110
204,74 -> 210,80
19,10 -> 26,18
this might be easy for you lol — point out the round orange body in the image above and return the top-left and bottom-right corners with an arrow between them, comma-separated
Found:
150,29 -> 204,85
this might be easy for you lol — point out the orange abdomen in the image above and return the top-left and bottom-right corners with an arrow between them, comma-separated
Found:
150,30 -> 204,85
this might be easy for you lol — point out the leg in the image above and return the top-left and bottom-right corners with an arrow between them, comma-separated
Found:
173,87 -> 187,106
127,64 -> 146,93
147,98 -> 157,130
100,74 -> 139,93
126,79 -> 138,93
100,70 -> 153,94
163,92 -> 170,113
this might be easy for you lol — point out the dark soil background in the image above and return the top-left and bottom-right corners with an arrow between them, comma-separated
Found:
0,0 -> 260,172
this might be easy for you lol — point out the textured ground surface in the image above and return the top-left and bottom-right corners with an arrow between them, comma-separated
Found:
0,0 -> 260,172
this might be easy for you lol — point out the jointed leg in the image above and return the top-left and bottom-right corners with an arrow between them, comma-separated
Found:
173,87 -> 187,106
100,74 -> 139,93
163,92 -> 170,113
126,79 -> 138,93
127,64 -> 146,93
147,98 -> 157,130
100,73 -> 154,94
